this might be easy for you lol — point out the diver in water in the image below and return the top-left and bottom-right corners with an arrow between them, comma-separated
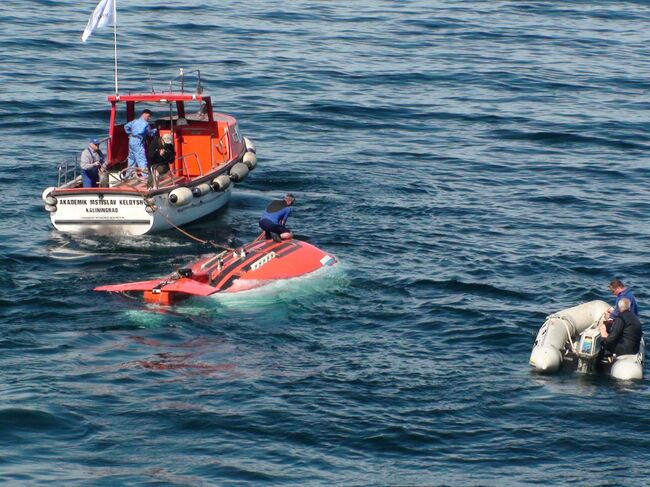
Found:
259,193 -> 295,241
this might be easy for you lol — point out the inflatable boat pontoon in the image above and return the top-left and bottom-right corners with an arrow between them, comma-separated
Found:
530,300 -> 644,380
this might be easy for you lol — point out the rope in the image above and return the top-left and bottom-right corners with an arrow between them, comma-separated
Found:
560,319 -> 578,355
157,211 -> 234,251
127,179 -> 233,251
548,314 -> 578,354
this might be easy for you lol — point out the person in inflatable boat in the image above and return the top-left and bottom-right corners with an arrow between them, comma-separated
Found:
259,193 -> 295,242
598,297 -> 642,356
605,278 -> 638,321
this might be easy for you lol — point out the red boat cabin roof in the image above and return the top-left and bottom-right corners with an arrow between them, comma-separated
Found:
107,93 -> 210,103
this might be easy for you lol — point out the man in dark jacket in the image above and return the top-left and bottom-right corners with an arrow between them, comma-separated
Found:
147,133 -> 174,189
599,297 -> 643,356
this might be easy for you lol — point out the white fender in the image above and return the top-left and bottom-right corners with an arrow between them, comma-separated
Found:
168,187 -> 193,206
42,186 -> 57,205
229,162 -> 249,183
44,204 -> 57,213
243,136 -> 256,154
211,174 -> 231,192
243,151 -> 257,170
192,183 -> 212,198
610,339 -> 644,380
530,300 -> 610,373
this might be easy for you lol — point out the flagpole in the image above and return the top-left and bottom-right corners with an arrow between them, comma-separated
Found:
113,0 -> 118,94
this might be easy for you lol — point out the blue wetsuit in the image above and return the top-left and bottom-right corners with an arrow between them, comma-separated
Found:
610,288 -> 639,320
259,200 -> 293,238
124,116 -> 156,172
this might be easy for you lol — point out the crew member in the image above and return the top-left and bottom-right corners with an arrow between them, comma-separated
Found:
147,133 -> 174,189
124,109 -> 157,176
605,278 -> 638,321
259,193 -> 295,241
80,138 -> 105,188
598,297 -> 642,356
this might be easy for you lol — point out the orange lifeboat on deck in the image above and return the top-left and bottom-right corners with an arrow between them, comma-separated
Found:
94,239 -> 337,305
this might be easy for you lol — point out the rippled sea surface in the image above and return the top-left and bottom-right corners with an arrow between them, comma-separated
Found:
2,1 -> 650,485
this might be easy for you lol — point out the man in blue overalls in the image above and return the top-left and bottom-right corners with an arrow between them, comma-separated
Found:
124,109 -> 157,177
259,193 -> 295,241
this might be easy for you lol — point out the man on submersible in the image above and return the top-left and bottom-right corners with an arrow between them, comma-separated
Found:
259,193 -> 295,241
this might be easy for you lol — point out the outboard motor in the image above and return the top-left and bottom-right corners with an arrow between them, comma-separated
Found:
576,327 -> 602,374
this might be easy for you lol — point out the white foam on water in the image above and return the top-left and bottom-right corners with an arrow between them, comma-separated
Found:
118,309 -> 174,328
173,261 -> 349,314
218,262 -> 346,306
47,232 -> 194,260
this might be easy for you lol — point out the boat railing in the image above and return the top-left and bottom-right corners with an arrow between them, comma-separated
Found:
142,68 -> 204,96
57,138 -> 110,188
168,68 -> 203,95
164,153 -> 202,185
57,156 -> 78,187
213,129 -> 230,167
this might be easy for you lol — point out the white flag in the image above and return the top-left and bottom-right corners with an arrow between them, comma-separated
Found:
81,0 -> 116,43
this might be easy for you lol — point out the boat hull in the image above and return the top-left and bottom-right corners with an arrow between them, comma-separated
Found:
94,239 -> 338,304
530,300 -> 644,380
49,186 -> 232,236
530,300 -> 610,373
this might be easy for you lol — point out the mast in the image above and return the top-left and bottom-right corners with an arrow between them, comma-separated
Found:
113,0 -> 119,94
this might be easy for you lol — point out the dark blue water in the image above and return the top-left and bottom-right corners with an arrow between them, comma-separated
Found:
2,0 -> 650,484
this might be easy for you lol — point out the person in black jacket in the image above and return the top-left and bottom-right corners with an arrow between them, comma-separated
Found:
599,297 -> 642,356
147,133 -> 175,189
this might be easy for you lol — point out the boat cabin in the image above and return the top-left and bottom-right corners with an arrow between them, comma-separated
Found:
107,93 -> 243,178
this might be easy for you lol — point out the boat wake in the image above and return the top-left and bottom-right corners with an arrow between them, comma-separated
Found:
188,261 -> 347,311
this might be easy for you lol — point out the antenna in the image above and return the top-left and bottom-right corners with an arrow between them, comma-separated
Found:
113,0 -> 118,94
196,69 -> 203,95
180,68 -> 185,93
147,68 -> 154,93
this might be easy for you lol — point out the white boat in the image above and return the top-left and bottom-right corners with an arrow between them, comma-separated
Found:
530,300 -> 644,380
41,85 -> 257,236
